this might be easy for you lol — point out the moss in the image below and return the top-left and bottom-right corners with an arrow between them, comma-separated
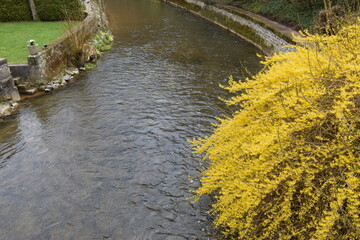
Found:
0,0 -> 32,22
100,45 -> 111,52
84,62 -> 96,70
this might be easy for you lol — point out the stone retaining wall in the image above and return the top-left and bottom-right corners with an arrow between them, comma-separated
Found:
9,64 -> 29,80
0,59 -> 20,102
165,0 -> 294,55
28,14 -> 98,85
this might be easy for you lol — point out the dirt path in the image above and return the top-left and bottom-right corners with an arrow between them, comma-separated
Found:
223,5 -> 299,39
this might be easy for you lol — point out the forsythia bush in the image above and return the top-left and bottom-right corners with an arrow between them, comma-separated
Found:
193,21 -> 360,239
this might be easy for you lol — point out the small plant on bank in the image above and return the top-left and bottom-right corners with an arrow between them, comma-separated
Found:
192,19 -> 360,239
92,31 -> 114,53
84,62 -> 96,70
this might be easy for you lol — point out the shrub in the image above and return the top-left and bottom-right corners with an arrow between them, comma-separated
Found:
92,31 -> 113,52
315,5 -> 346,35
34,0 -> 83,21
0,0 -> 32,22
84,62 -> 96,70
193,19 -> 360,239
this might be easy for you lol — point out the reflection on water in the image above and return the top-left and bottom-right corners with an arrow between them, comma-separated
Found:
0,0 -> 261,239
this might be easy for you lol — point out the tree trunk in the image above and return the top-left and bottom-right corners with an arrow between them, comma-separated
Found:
28,0 -> 40,21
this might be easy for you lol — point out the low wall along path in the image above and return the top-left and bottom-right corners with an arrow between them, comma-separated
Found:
165,0 -> 298,55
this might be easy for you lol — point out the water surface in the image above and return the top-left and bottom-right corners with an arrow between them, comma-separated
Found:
0,0 -> 261,239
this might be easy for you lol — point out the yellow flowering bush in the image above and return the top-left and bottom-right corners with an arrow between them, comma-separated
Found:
193,21 -> 360,239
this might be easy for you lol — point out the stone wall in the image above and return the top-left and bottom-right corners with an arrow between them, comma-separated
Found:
165,0 -> 294,55
28,14 -> 98,86
0,59 -> 20,102
9,64 -> 29,80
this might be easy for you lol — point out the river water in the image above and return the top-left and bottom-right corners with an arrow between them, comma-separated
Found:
0,0 -> 260,239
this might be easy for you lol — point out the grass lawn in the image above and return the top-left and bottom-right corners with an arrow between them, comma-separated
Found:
0,22 -> 69,64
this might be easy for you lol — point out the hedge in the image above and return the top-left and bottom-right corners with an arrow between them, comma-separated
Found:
34,0 -> 83,21
0,0 -> 83,22
0,0 -> 32,22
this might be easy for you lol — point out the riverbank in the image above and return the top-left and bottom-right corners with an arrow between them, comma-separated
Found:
164,0 -> 298,55
0,0 -> 111,119
0,0 -> 259,237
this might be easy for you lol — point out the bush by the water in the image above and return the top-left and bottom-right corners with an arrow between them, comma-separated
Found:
193,20 -> 360,239
0,0 -> 32,22
93,31 -> 114,53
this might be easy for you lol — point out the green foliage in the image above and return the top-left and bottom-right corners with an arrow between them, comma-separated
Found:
229,0 -> 360,30
100,45 -> 111,52
0,0 -> 83,22
92,31 -> 113,52
34,0 -> 83,21
84,62 -> 96,70
0,0 -> 32,22
240,0 -> 320,29
193,20 -> 360,239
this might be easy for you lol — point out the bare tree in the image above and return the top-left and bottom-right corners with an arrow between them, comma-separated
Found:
28,0 -> 40,21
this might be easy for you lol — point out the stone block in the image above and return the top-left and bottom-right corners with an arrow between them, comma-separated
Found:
13,77 -> 20,86
9,64 -> 30,80
9,87 -> 20,101
23,88 -> 37,95
0,59 -> 11,80
17,82 -> 30,91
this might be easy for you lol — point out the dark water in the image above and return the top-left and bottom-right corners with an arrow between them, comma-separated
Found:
0,0 -> 261,239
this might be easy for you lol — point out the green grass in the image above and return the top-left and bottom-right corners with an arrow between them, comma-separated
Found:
241,0 -> 320,30
0,21 -> 68,63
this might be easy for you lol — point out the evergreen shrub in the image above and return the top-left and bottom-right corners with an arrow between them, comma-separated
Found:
34,0 -> 83,21
0,0 -> 32,22
193,20 -> 360,239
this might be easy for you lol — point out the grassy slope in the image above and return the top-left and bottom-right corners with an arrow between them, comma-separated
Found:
227,0 -> 359,30
227,0 -> 322,30
0,22 -> 67,64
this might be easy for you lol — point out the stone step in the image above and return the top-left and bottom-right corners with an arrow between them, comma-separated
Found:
13,77 -> 20,86
17,82 -> 30,91
22,87 -> 37,95
0,76 -> 11,84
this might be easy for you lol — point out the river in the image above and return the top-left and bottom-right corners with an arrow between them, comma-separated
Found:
0,0 -> 261,239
